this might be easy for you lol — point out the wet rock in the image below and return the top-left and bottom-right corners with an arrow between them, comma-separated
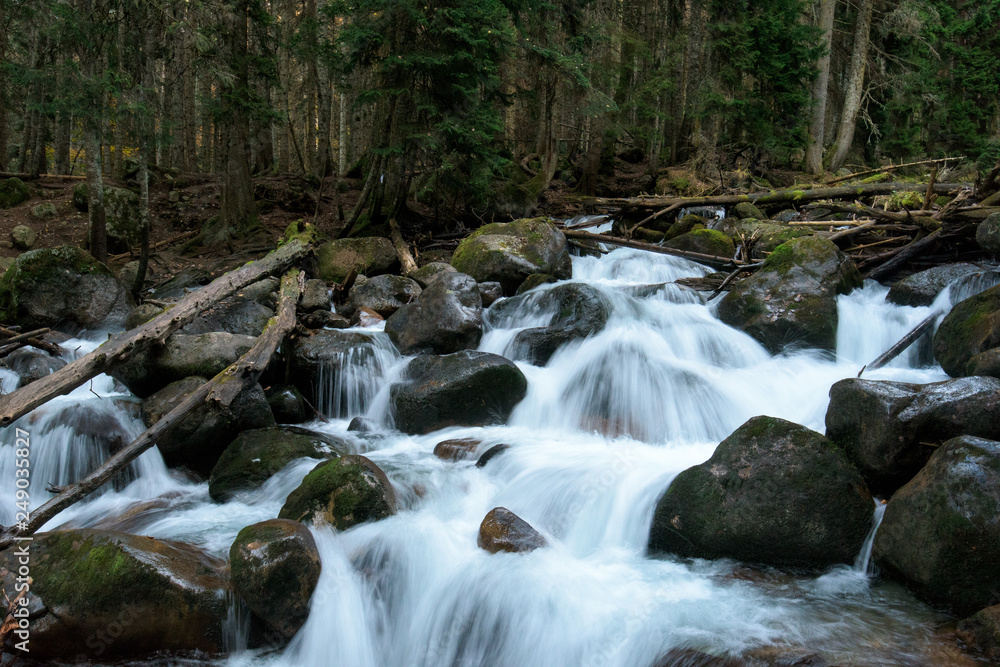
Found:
649,416 -> 872,568
349,274 -> 422,317
451,217 -> 572,295
516,273 -> 557,294
290,329 -> 396,407
489,282 -> 612,365
209,426 -> 347,501
407,261 -> 457,288
479,281 -> 503,307
874,436 -> 1000,615
826,376 -> 1000,494
384,272 -> 483,355
650,648 -> 744,667
717,237 -> 862,353
0,347 -> 66,386
113,331 -> 256,397
390,350 -> 528,434
299,279 -> 330,314
348,416 -> 378,433
230,519 -> 321,640
959,605 -> 1000,663
11,224 -> 36,250
30,202 -> 57,220
148,266 -> 211,300
977,212 -> 1000,252
181,296 -> 274,337
0,529 -> 228,661
664,229 -> 736,258
266,384 -> 309,423
0,177 -> 29,208
968,348 -> 1000,378
478,507 -> 547,554
316,237 -> 398,283
301,310 -> 351,329
476,443 -> 511,468
886,263 -> 983,307
733,202 -> 766,221
934,284 -> 1000,377
350,306 -> 384,328
279,455 -> 397,528
0,245 -> 133,331
141,376 -> 274,476
728,220 -> 814,259
125,302 -> 166,330
433,438 -> 481,461
662,214 -> 706,239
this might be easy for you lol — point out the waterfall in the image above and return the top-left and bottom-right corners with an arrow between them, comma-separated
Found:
314,330 -> 402,420
854,500 -> 888,576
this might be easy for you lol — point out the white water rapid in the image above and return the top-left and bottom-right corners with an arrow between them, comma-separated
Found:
5,229 -> 986,666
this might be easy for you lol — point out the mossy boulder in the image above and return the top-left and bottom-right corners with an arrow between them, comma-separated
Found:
316,236 -> 398,283
279,455 -> 397,528
728,219 -> 814,259
11,224 -> 36,250
229,519 -> 321,640
30,202 -> 57,220
113,331 -> 257,397
125,302 -> 166,330
290,330 -> 398,411
662,214 -> 705,239
648,416 -> 872,568
886,263 -> 984,307
977,212 -> 1000,252
390,350 -> 528,434
717,236 -> 862,353
385,272 -> 483,355
488,282 -> 612,365
516,272 -> 557,294
934,284 -> 1000,377
826,376 -> 1000,494
140,376 -> 275,476
733,202 -> 766,220
968,348 -> 1000,378
874,436 -> 1000,616
0,245 -> 133,330
349,274 -> 422,317
451,218 -> 572,296
478,507 -> 547,554
0,177 -> 29,208
665,229 -> 736,258
0,529 -> 228,661
407,261 -> 457,288
209,426 -> 348,501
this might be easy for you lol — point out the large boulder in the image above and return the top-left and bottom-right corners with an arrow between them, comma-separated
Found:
451,218 -> 572,295
488,282 -> 612,365
825,376 -> 1000,494
181,296 -> 275,337
0,177 -> 29,208
0,529 -> 228,661
727,219 -> 814,259
316,237 -> 398,283
209,426 -> 348,501
384,272 -> 483,355
648,416 -> 872,568
0,246 -> 133,330
478,507 -> 547,554
279,455 -> 397,529
348,274 -> 422,317
934,284 -> 1000,377
874,436 -> 1000,615
229,519 -> 321,640
664,229 -> 736,258
104,186 -> 142,248
407,261 -> 457,288
886,263 -> 983,307
290,329 -> 398,411
390,350 -> 528,434
717,237 -> 862,353
141,377 -> 275,476
977,212 -> 1000,252
113,332 -> 256,398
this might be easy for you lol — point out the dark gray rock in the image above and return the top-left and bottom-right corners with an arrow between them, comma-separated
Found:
384,272 -> 482,355
148,267 -> 211,300
349,274 -> 422,317
874,436 -> 1000,615
299,279 -> 330,313
886,263 -> 983,307
649,416 -> 872,568
407,262 -> 457,288
0,347 -> 66,386
479,281 -> 503,307
266,384 -> 309,423
934,284 -> 1000,377
290,329 -> 397,410
977,212 -> 1000,252
181,296 -> 274,337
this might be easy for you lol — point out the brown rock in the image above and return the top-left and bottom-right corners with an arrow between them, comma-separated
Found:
433,438 -> 481,461
477,507 -> 547,554
352,306 -> 384,328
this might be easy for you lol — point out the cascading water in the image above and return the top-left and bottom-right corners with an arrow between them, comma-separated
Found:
4,241 -> 990,666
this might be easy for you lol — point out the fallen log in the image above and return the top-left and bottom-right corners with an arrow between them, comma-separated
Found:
0,326 -> 63,356
0,271 -> 304,549
389,218 -> 418,275
864,230 -> 943,281
562,230 -> 740,270
828,220 -> 879,243
825,157 -> 963,186
0,239 -> 309,428
860,313 -> 939,375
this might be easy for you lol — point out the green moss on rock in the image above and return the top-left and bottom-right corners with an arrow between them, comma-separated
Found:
279,455 -> 397,528
0,177 -> 29,208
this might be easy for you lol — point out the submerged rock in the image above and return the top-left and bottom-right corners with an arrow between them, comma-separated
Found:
209,426 -> 347,501
384,272 -> 483,355
874,436 -> 1000,615
886,263 -> 983,307
349,274 -> 422,317
433,438 -> 481,461
0,347 -> 66,386
230,519 -> 321,640
825,376 -> 1000,494
648,416 -> 872,568
0,245 -> 133,331
279,455 -> 397,529
390,350 -> 528,434
0,529 -> 228,661
316,237 -> 398,283
451,217 -> 572,295
717,237 -> 862,353
478,507 -> 547,554
934,283 -> 1000,377
476,443 -> 511,468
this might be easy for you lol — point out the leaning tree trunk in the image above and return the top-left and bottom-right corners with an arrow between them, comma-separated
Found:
805,0 -> 836,175
828,0 -> 873,172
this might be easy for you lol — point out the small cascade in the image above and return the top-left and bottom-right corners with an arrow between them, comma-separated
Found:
314,331 -> 402,420
854,500 -> 888,576
836,281 -> 937,368
223,590 -> 252,655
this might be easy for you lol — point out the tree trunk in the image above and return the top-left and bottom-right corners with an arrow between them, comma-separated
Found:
805,0 -> 836,175
85,128 -> 107,263
829,0 -> 873,172
219,0 -> 257,239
